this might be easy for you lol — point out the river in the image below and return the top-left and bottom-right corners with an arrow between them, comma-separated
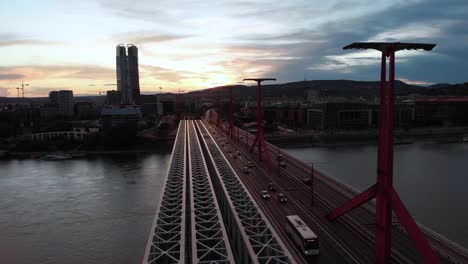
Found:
0,151 -> 171,264
283,142 -> 468,249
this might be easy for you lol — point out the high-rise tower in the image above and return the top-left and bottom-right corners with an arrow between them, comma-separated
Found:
116,44 -> 141,105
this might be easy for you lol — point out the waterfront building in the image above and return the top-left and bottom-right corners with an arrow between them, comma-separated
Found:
415,97 -> 468,126
41,90 -> 74,118
57,90 -> 74,117
100,105 -> 143,141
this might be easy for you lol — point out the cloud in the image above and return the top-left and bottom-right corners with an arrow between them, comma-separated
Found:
267,0 -> 468,84
0,39 -> 58,47
140,64 -> 194,82
0,73 -> 25,80
112,32 -> 190,45
0,65 -> 114,80
0,34 -> 59,47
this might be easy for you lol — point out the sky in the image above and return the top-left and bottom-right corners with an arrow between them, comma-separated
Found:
0,0 -> 467,97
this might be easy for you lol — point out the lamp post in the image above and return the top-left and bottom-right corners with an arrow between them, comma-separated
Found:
326,42 -> 438,264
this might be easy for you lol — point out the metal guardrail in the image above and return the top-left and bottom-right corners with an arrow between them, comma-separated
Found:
195,120 -> 293,264
187,121 -> 235,264
142,121 -> 187,264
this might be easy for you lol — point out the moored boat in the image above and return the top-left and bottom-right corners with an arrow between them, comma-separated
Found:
40,153 -> 73,160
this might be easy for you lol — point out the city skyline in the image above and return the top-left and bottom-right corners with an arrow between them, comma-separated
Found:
1,0 -> 468,97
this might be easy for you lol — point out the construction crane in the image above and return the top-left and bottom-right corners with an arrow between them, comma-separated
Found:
17,81 -> 29,98
95,88 -> 104,95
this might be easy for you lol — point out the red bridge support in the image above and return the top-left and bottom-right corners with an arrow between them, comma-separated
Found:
243,78 -> 275,167
327,42 -> 439,264
216,90 -> 221,128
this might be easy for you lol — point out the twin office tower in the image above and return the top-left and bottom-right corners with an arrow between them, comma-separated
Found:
116,44 -> 141,105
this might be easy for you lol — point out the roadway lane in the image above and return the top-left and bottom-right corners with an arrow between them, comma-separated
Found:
203,114 -> 468,264
203,121 -> 363,264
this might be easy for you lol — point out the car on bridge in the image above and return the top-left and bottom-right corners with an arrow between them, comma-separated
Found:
261,190 -> 270,199
279,161 -> 287,168
247,161 -> 254,168
277,154 -> 283,161
243,167 -> 249,174
268,183 -> 277,191
278,193 -> 288,203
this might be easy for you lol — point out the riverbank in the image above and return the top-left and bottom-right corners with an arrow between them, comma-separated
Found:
268,126 -> 468,147
3,141 -> 174,159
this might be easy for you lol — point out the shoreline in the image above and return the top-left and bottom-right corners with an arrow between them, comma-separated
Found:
269,126 -> 468,148
275,137 -> 466,148
2,143 -> 174,159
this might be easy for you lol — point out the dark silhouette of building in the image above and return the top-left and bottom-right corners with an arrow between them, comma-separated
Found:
42,90 -> 74,118
116,44 -> 140,105
74,102 -> 100,119
106,90 -> 122,105
415,97 -> 468,126
49,91 -> 59,105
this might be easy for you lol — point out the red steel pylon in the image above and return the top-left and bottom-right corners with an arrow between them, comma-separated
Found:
216,89 -> 221,128
326,42 -> 438,264
229,86 -> 235,139
243,78 -> 275,166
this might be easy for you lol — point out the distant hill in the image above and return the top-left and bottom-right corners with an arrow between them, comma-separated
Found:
188,80 -> 428,98
428,83 -> 451,89
189,80 -> 468,99
423,83 -> 468,96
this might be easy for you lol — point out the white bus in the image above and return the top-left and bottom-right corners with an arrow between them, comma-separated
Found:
285,215 -> 319,255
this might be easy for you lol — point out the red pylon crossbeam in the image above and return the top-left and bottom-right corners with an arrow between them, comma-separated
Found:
326,42 -> 439,264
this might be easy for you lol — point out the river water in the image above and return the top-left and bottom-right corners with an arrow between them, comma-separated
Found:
0,152 -> 171,264
283,142 -> 468,249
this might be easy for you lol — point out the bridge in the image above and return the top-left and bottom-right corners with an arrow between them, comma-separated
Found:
142,118 -> 468,264
141,42 -> 468,264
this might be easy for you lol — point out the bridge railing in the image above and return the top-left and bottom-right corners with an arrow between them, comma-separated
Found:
142,121 -> 187,264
